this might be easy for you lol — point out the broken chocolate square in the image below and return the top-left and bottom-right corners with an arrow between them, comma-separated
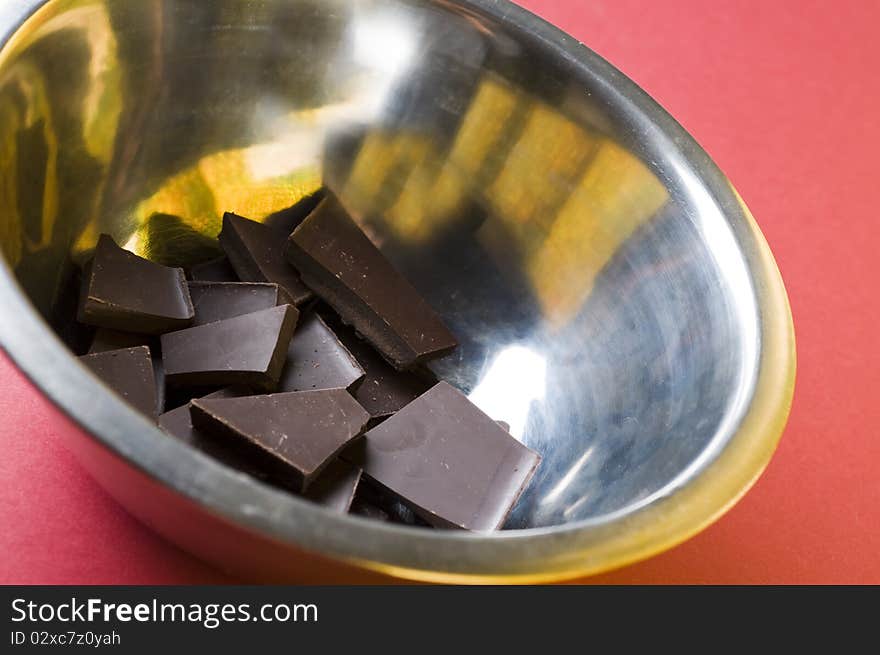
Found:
161,393 -> 361,512
190,389 -> 370,491
285,194 -> 457,370
345,381 -> 540,531
88,329 -> 166,414
159,389 -> 249,461
78,346 -> 159,420
277,312 -> 365,393
161,304 -> 298,389
88,329 -> 166,413
219,212 -> 312,305
77,234 -> 194,334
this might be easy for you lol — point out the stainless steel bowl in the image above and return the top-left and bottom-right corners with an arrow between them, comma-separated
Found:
0,0 -> 795,582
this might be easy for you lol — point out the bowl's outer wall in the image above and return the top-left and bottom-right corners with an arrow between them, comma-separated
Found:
0,0 -> 795,581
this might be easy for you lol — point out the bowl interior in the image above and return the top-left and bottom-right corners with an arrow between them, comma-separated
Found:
0,0 -> 761,530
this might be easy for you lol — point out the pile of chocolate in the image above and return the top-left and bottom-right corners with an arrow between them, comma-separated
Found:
74,191 -> 541,531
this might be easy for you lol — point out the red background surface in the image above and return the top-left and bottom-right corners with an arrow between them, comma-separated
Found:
1,0 -> 878,584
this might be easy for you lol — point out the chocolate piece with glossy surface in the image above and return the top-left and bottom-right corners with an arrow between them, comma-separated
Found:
285,195 -> 457,370
190,389 -> 370,491
277,312 -> 364,393
88,330 -> 165,413
161,305 -> 298,389
162,395 -> 361,511
159,388 -> 268,480
346,382 -> 541,531
77,234 -> 194,334
78,346 -> 159,420
159,388 -> 248,454
219,212 -> 312,305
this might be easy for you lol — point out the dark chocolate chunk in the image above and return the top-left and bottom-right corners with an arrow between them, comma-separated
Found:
285,195 -> 457,370
277,312 -> 365,393
189,256 -> 239,282
159,388 -> 266,478
77,234 -> 194,334
188,281 -> 289,326
78,346 -> 159,420
264,187 -> 327,235
321,310 -> 432,423
88,330 -> 165,413
161,394 -> 361,511
346,382 -> 541,531
158,401 -> 197,443
303,460 -> 361,513
161,305 -> 298,389
190,389 -> 370,491
159,389 -> 245,448
219,212 -> 312,305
